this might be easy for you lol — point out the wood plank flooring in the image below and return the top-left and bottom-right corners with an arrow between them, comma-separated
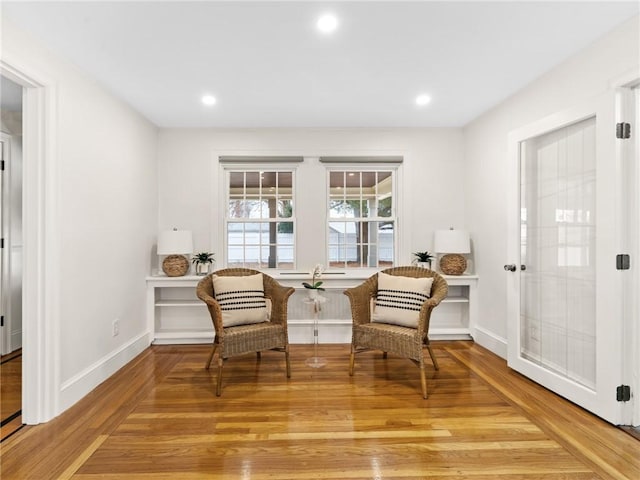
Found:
0,350 -> 22,441
0,342 -> 638,479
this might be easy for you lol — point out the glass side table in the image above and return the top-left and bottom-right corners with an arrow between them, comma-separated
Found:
303,295 -> 327,368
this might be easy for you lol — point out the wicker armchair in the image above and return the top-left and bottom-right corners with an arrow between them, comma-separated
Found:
344,266 -> 448,398
196,268 -> 295,396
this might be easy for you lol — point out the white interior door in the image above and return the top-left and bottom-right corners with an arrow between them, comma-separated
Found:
0,137 -> 7,355
507,94 -> 624,425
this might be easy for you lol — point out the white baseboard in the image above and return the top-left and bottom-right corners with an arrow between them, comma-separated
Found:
473,326 -> 507,359
59,332 -> 149,413
153,330 -> 212,345
152,321 -> 476,346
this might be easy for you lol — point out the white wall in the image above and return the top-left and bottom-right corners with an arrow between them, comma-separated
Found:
5,7 -> 637,421
464,16 -> 640,356
1,17 -> 159,415
156,128 -> 465,271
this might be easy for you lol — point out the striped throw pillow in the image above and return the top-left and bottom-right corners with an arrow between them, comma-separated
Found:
212,273 -> 269,327
371,272 -> 433,328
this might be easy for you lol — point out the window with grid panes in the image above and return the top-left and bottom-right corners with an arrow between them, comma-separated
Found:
226,170 -> 294,269
328,170 -> 395,268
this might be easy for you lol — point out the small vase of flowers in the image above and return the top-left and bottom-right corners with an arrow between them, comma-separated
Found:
302,264 -> 325,299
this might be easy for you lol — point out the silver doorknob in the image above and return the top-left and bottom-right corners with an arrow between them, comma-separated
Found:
504,264 -> 517,272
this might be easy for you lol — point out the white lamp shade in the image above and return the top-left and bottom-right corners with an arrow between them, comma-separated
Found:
157,230 -> 193,255
434,229 -> 470,254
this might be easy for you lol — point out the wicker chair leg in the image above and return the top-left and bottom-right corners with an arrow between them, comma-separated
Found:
349,348 -> 356,376
382,351 -> 388,359
419,361 -> 428,399
256,351 -> 262,360
427,345 -> 439,371
285,349 -> 291,378
206,343 -> 218,370
216,357 -> 225,397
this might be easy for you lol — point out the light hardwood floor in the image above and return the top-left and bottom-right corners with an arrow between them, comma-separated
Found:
0,342 -> 638,479
0,350 -> 22,441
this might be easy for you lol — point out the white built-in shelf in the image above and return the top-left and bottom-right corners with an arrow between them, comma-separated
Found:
155,300 -> 202,307
146,271 -> 478,344
442,296 -> 469,303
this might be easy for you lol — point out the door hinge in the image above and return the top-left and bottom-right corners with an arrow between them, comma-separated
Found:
0,316 -> 3,327
616,122 -> 631,139
616,254 -> 630,270
617,385 -> 631,402
0,160 -> 4,171
0,238 -> 4,249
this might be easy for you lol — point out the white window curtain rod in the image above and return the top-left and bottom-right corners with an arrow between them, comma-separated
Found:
319,156 -> 403,164
219,156 -> 303,163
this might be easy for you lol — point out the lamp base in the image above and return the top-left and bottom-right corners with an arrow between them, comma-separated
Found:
440,254 -> 467,275
162,254 -> 189,277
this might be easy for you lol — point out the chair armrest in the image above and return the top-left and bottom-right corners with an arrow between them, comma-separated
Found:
344,275 -> 377,326
263,276 -> 295,326
196,290 -> 225,333
428,276 -> 449,306
417,276 -> 449,336
196,275 -> 225,333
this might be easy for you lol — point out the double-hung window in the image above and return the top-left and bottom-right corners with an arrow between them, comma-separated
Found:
222,157 -> 399,270
225,169 -> 295,269
328,169 -> 396,269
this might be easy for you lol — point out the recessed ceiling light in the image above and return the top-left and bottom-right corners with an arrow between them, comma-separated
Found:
201,95 -> 217,106
415,94 -> 431,106
317,13 -> 338,34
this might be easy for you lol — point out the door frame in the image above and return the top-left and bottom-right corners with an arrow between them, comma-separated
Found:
614,75 -> 640,426
611,69 -> 640,426
0,132 -> 14,356
506,92 -> 627,425
632,85 -> 640,427
1,58 -> 60,424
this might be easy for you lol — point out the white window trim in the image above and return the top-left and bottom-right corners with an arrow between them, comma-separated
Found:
220,162 -> 299,270
325,163 -> 401,270
214,153 -> 406,274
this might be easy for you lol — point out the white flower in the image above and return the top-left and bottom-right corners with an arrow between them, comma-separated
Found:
310,264 -> 324,278
303,264 -> 325,290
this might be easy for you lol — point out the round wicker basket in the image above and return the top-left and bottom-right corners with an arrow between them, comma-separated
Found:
440,254 -> 467,276
162,254 -> 189,277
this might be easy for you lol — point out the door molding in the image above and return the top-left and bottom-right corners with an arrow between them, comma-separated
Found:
0,133 -> 14,356
613,80 -> 640,427
0,58 -> 60,424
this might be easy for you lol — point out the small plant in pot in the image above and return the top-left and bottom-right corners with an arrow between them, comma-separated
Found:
412,251 -> 434,269
302,264 -> 325,299
192,252 -> 215,276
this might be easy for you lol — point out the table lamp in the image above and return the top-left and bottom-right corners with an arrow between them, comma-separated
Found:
434,228 -> 470,275
157,229 -> 193,277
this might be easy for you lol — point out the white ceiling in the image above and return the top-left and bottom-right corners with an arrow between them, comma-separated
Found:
2,1 -> 638,128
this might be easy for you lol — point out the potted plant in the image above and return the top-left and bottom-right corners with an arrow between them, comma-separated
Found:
302,264 -> 325,299
412,251 -> 434,269
192,252 -> 215,275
